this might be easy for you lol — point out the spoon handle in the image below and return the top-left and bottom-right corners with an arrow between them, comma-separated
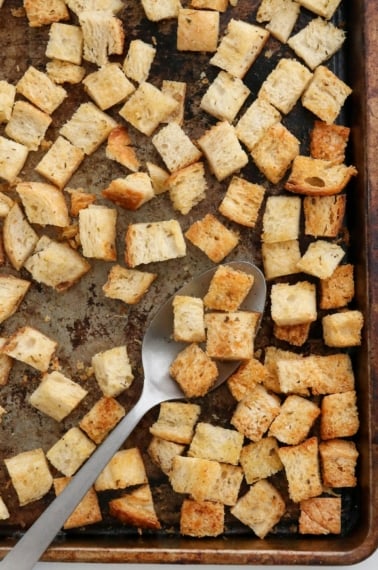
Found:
0,391 -> 154,570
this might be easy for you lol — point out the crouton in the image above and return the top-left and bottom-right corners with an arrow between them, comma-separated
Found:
79,204 -> 117,261
16,181 -> 70,227
79,10 -> 125,66
200,71 -> 250,122
0,274 -> 31,325
203,264 -> 255,312
177,9 -> 219,53
319,264 -> 355,309
218,176 -> 265,228
278,437 -> 322,502
65,187 -> 96,217
320,391 -> 359,440
270,281 -> 317,327
147,436 -> 186,476
94,448 -> 148,491
46,22 -> 83,65
262,240 -> 301,280
296,239 -> 345,280
0,135 -> 29,183
103,265 -> 157,305
299,497 -> 341,535
169,343 -> 218,397
262,195 -> 301,243
310,121 -> 350,164
141,0 -> 181,21
303,195 -> 346,237
285,156 -> 357,196
239,437 -> 283,484
172,295 -> 206,343
268,394 -> 320,445
16,66 -> 67,115
53,477 -> 102,529
322,310 -> 364,347
263,345 -> 303,393
3,203 -> 38,270
24,0 -> 69,27
227,358 -> 268,401
79,396 -> 125,444
169,456 -> 221,502
0,497 -> 9,520
231,384 -> 281,441
47,427 -> 96,477
167,162 -> 207,215
149,402 -> 201,445
4,448 -> 53,506
161,80 -> 186,125
125,219 -> 186,267
35,136 -> 85,189
180,499 -> 224,537
256,0 -> 300,43
185,213 -> 239,263
0,338 -> 13,386
1,326 -> 57,372
45,60 -> 86,85
188,422 -> 244,465
102,172 -> 154,210
5,100 -> 52,151
92,345 -> 134,397
109,484 -> 161,530
235,97 -> 281,152
297,0 -> 342,20
105,125 -> 140,172
152,122 -> 202,173
83,63 -> 135,110
123,39 -> 156,83
319,439 -> 359,487
0,80 -> 16,123
205,311 -> 259,361
190,0 -> 228,10
273,321 -> 311,347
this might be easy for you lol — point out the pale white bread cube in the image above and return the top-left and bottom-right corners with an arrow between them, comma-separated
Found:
0,338 -> 13,386
263,345 -> 303,393
125,219 -> 186,267
227,358 -> 268,402
0,274 -> 31,325
5,100 -> 52,151
185,213 -> 239,263
250,122 -> 300,183
167,162 -> 207,215
197,121 -> 248,182
320,390 -> 359,440
24,236 -> 91,291
172,295 -> 206,343
119,82 -> 179,137
262,195 -> 301,243
210,19 -> 269,79
277,436 -> 322,502
322,310 -> 364,348
310,121 -> 350,164
297,0 -> 342,20
146,161 -> 170,194
319,263 -> 355,310
60,102 -> 117,155
0,497 -> 10,520
46,60 -> 86,85
296,239 -> 345,279
0,80 -> 16,123
65,187 -> 96,217
304,194 -> 346,238
83,63 -> 135,110
268,394 -> 320,445
109,484 -> 161,530
4,448 -> 53,506
53,476 -> 102,529
188,422 -> 244,465
105,126 -> 140,172
231,480 -> 285,539
3,202 -> 39,270
103,265 -> 157,305
147,436 -> 186,476
219,176 -> 265,228
302,65 -> 352,123
0,192 -> 13,217
169,456 -> 222,501
262,239 -> 301,280
79,10 -> 125,66
65,0 -> 124,15
161,80 -> 186,125
123,39 -> 156,83
23,0 -> 69,27
177,9 -> 219,52
152,122 -> 202,173
0,136 -> 28,183
46,22 -> 83,65
94,448 -> 147,491
200,71 -> 250,122
270,281 -> 317,326
47,427 -> 96,477
16,181 -> 70,227
288,18 -> 346,70
169,343 -> 218,398
299,497 -> 341,535
258,58 -> 312,114
141,0 -> 182,21
149,401 -> 201,444
235,97 -> 281,152
35,136 -> 84,189
16,66 -> 67,114
92,345 -> 134,397
256,0 -> 300,43
79,396 -> 125,444
79,204 -> 117,261
285,155 -> 357,196
205,311 -> 259,361
190,0 -> 228,10
29,371 -> 88,422
180,499 -> 224,538
231,384 -> 281,441
203,263 -> 255,312
319,439 -> 359,488
239,436 -> 283,484
102,172 -> 154,210
1,326 -> 57,372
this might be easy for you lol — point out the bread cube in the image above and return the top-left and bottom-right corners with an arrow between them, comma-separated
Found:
310,121 -> 350,164
53,477 -> 102,529
94,448 -> 147,491
0,497 -> 10,520
262,240 -> 301,280
5,448 -> 53,506
46,60 -> 86,85
227,358 -> 268,401
262,195 -> 301,243
322,310 -> 364,347
320,391 -> 359,440
299,497 -> 341,535
263,345 -> 303,393
319,439 -> 358,487
125,219 -> 186,267
251,122 -> 300,183
203,463 -> 243,505
5,100 -> 52,151
177,9 -> 219,52
288,18 -> 345,70
0,80 -> 16,123
275,358 -> 310,396
17,66 -> 67,114
105,125 -> 140,172
230,480 -> 285,539
149,402 -> 201,445
47,427 -> 96,476
302,65 -> 352,124
205,311 -> 259,361
210,19 -> 269,78
79,11 -> 124,66
109,484 -> 161,530
66,187 -> 96,217
273,321 -> 311,347
92,345 -> 134,397
319,264 -> 355,310
297,0 -> 342,20
231,384 -> 281,441
152,122 -> 202,173
16,181 -> 70,227
204,264 -> 255,312
0,136 -> 29,183
188,422 -> 244,465
180,499 -> 224,537
35,136 -> 85,189
169,455 -> 221,501
219,176 -> 265,228
270,281 -> 317,327
102,172 -> 154,210
269,395 -> 320,445
148,436 -> 186,476
0,192 -> 13,217
278,436 -> 322,502
256,0 -> 300,43
123,39 -> 156,83
167,162 -> 207,215
2,326 -> 57,372
172,295 -> 206,343
296,239 -> 345,280
141,0 -> 181,21
83,63 -> 135,110
304,195 -> 346,237
79,396 -> 125,444
169,343 -> 218,398
65,0 -> 124,16
29,371 -> 88,421
185,213 -> 239,263
103,265 -> 157,305
24,0 -> 69,27
46,23 -> 83,65
235,97 -> 281,152
285,156 -> 357,196
79,204 -> 117,261
239,437 -> 283,484
190,0 -> 228,10
200,71 -> 250,122
0,274 -> 31,325
161,79 -> 186,125
0,338 -> 13,386
3,203 -> 38,271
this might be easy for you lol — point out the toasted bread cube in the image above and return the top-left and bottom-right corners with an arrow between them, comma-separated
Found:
190,0 -> 228,10
269,395 -> 320,445
102,172 -> 154,210
302,66 -> 352,124
46,23 -> 83,65
271,281 -> 317,327
0,275 -> 31,325
173,295 -> 206,343
119,82 -> 179,137
262,195 -> 301,243
149,402 -> 201,444
16,66 -> 67,115
185,213 -> 239,263
322,310 -> 364,348
251,122 -> 300,184
83,64 -> 135,110
203,462 -> 244,506
263,346 -> 303,393
285,156 -> 357,196
0,497 -> 10,520
197,121 -> 248,181
259,58 -> 312,114
79,204 -> 117,261
210,19 -> 269,78
256,0 -> 300,43
319,439 -> 358,488
231,480 -> 285,539
95,448 -> 147,491
321,391 -> 359,440
2,326 -> 57,372
297,0 -> 342,20
299,497 -> 341,535
92,345 -> 134,397
200,71 -> 250,122
3,203 -> 38,271
170,343 -> 218,398
205,311 -> 259,361
0,192 -> 13,217
278,437 -> 322,503
125,220 -> 186,267
123,39 -> 156,83
161,80 -> 186,125
79,397 -> 125,444
275,358 -> 310,396
5,448 -> 53,506
16,181 -> 70,227
148,436 -> 186,475
231,385 -> 281,441
262,240 -> 301,280
310,121 -> 350,164
304,195 -> 346,238
177,9 -> 219,52
46,59 -> 86,85
0,338 -> 13,386
288,18 -> 345,70
5,100 -> 52,151
167,162 -> 207,215
106,126 -> 140,172
53,477 -> 102,529
65,0 -> 124,16
235,97 -> 281,152
47,427 -> 96,477
60,102 -> 117,155
0,80 -> 16,123
169,455 -> 221,501
29,371 -> 88,421
0,136 -> 29,183
180,499 -> 224,537
141,0 -> 181,21
227,358 -> 268,401
152,122 -> 202,173
109,484 -> 161,530
240,437 -> 283,484
204,264 -> 255,312
103,265 -> 157,305
320,264 -> 354,310
24,0 -> 69,27
79,11 -> 124,66
219,176 -> 265,228
188,422 -> 244,465
296,240 -> 345,280
35,136 -> 85,189
273,321 -> 311,347
66,187 -> 96,216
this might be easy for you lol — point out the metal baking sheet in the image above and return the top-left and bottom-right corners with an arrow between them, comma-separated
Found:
0,0 -> 377,564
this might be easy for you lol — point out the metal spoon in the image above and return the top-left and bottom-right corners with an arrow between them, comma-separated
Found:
0,260 -> 266,570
